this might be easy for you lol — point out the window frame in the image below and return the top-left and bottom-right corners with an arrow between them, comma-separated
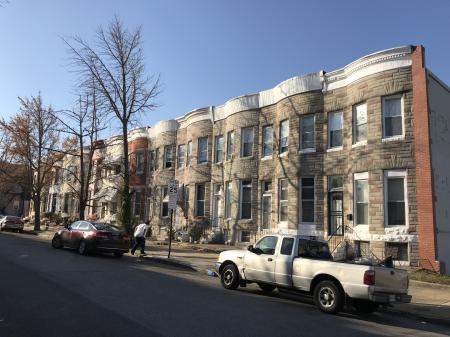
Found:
279,119 -> 289,155
328,111 -> 343,150
226,131 -> 234,160
136,152 -> 145,175
177,144 -> 186,169
161,187 -> 169,218
278,178 -> 288,223
198,137 -> 208,164
214,135 -> 224,163
261,181 -> 272,230
300,114 -> 315,152
382,94 -> 405,140
262,124 -> 273,158
164,145 -> 174,169
384,170 -> 408,228
239,180 -> 252,219
186,141 -> 192,166
300,177 -> 315,225
195,183 -> 206,217
352,103 -> 368,145
241,127 -> 254,158
354,172 -> 369,226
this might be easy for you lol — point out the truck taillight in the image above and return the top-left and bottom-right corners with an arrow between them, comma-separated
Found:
364,270 -> 375,285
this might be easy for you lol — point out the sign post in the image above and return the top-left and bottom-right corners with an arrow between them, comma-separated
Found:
167,180 -> 178,258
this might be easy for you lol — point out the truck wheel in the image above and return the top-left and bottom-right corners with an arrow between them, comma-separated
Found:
258,283 -> 276,293
220,264 -> 239,290
313,280 -> 344,314
352,299 -> 379,314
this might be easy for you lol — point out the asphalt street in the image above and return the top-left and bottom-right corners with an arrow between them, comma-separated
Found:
0,232 -> 449,337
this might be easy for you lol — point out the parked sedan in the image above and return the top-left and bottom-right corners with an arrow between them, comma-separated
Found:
0,216 -> 24,232
51,221 -> 130,257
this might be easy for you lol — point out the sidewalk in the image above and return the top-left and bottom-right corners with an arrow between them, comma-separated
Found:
17,226 -> 450,326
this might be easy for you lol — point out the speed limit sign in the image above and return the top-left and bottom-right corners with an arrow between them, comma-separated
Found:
168,180 -> 178,209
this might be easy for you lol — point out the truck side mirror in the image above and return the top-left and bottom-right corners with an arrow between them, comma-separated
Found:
247,245 -> 254,252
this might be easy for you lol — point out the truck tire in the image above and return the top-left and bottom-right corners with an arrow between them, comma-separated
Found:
220,264 -> 240,290
258,283 -> 276,293
352,299 -> 379,314
313,280 -> 344,314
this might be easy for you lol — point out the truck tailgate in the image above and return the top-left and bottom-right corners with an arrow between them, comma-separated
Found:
374,267 -> 408,293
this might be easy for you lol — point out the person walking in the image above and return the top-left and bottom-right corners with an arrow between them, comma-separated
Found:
131,220 -> 150,256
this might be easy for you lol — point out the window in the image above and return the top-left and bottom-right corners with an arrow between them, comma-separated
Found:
148,151 -> 155,172
353,103 -> 367,144
225,182 -> 232,219
328,111 -> 343,148
186,141 -> 192,166
240,230 -> 251,243
212,184 -> 222,227
214,135 -> 224,163
383,95 -> 403,138
385,171 -> 407,226
280,237 -> 295,255
240,180 -> 252,219
298,239 -> 332,260
261,181 -> 272,230
279,120 -> 289,154
254,236 -> 278,255
354,173 -> 369,225
161,187 -> 169,217
63,193 -> 69,213
183,186 -> 189,218
134,191 -> 141,216
154,148 -> 159,170
136,153 -> 145,174
227,131 -> 234,160
300,115 -> 315,151
177,144 -> 186,169
241,127 -> 253,157
195,184 -> 206,216
198,137 -> 208,163
355,241 -> 370,259
279,179 -> 288,222
386,242 -> 408,261
301,178 -> 314,223
262,125 -> 273,157
115,164 -> 121,175
164,146 -> 173,169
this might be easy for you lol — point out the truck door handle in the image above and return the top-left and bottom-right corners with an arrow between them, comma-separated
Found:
267,258 -> 273,262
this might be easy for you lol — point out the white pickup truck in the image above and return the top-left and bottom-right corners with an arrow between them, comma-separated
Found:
215,234 -> 411,314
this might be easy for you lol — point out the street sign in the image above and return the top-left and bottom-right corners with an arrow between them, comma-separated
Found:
168,180 -> 178,210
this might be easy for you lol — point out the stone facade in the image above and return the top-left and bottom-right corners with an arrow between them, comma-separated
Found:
40,45 -> 450,273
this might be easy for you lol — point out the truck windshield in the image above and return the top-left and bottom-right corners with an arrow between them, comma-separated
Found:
298,239 -> 333,261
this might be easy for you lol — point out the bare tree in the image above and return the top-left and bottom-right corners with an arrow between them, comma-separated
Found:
0,94 -> 60,230
53,89 -> 105,220
63,16 -> 160,234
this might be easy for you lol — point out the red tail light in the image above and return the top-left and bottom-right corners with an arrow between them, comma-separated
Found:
95,232 -> 109,238
364,270 -> 375,285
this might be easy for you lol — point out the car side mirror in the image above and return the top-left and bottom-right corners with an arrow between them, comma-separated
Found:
64,224 -> 70,230
247,245 -> 254,252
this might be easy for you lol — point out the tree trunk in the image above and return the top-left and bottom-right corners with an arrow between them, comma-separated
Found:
122,125 -> 132,235
34,196 -> 41,231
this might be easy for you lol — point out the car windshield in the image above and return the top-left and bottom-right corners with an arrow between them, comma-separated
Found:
6,216 -> 20,221
93,223 -> 120,232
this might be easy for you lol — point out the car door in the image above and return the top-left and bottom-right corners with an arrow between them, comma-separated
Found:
274,237 -> 295,286
244,236 -> 278,284
61,222 -> 78,247
71,221 -> 89,246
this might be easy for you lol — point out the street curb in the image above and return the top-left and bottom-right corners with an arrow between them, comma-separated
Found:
382,306 -> 450,327
410,279 -> 450,288
143,256 -> 197,272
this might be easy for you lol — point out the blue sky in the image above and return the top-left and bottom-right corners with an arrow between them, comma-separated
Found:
1,0 -> 449,135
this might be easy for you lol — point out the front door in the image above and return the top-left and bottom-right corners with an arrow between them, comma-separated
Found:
329,191 -> 343,235
244,236 -> 278,283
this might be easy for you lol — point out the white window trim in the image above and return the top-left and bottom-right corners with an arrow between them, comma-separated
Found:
212,184 -> 222,228
300,115 -> 316,152
239,180 -> 252,220
262,125 -> 273,159
382,94 -> 405,140
352,103 -> 368,145
261,181 -> 272,231
177,144 -> 186,169
164,146 -> 173,169
384,170 -> 409,228
299,177 -> 315,226
198,138 -> 208,164
195,183 -> 206,217
353,172 -> 369,227
279,119 -> 289,155
161,187 -> 169,218
226,131 -> 234,161
328,111 -> 343,149
136,152 -> 145,175
214,135 -> 224,164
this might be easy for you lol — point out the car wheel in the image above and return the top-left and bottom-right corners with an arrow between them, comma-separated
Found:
78,240 -> 88,255
220,264 -> 240,290
352,299 -> 379,314
313,280 -> 344,314
51,236 -> 63,249
258,283 -> 276,293
114,252 -> 124,258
